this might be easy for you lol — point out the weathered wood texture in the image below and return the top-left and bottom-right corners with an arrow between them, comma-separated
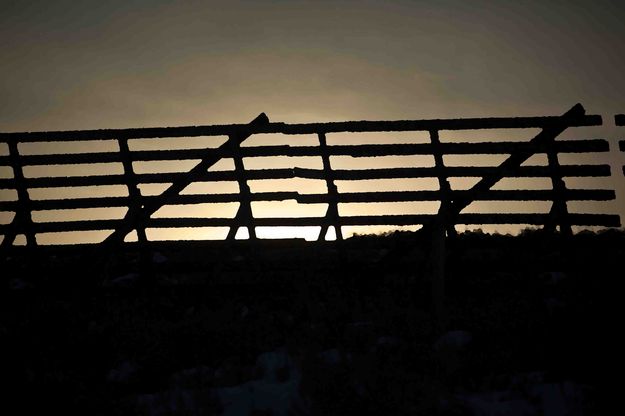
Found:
1,105 -> 620,247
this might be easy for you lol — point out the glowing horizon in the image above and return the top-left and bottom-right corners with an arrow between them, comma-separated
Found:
1,1 -> 624,244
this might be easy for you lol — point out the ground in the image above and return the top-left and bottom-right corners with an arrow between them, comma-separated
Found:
1,229 -> 621,414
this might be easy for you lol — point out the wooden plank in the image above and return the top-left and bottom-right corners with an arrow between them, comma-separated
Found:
0,175 -> 126,188
329,165 -> 610,179
323,140 -> 608,157
2,148 -> 231,165
544,141 -> 572,235
8,219 -> 124,232
0,171 -> 243,188
180,164 -> 611,181
226,134 -> 256,240
0,188 -> 614,212
3,139 -> 610,166
1,111 -> 602,143
333,189 -> 615,203
119,137 -> 147,243
0,163 -> 611,191
0,123 -> 258,143
430,129 -> 456,237
277,113 -> 602,134
317,132 -> 342,241
440,139 -> 609,154
428,128 -> 452,329
0,152 -> 123,165
1,141 -> 36,248
0,192 -> 306,210
0,164 -> 611,190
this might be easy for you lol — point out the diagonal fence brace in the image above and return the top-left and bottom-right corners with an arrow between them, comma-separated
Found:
103,113 -> 269,245
417,103 -> 588,334
423,103 -> 588,235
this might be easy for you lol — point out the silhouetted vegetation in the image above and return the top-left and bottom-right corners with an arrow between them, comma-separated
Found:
1,228 -> 621,414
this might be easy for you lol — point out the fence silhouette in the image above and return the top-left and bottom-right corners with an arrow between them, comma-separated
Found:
0,103 -> 621,249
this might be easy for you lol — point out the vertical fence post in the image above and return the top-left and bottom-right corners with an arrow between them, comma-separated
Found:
118,137 -> 147,244
227,137 -> 256,241
546,141 -> 572,236
428,129 -> 452,332
429,129 -> 456,239
118,137 -> 152,277
2,140 -> 36,248
318,132 -> 343,242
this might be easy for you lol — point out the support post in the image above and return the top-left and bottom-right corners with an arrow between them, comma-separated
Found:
545,142 -> 572,236
118,137 -> 152,278
1,140 -> 36,249
428,129 -> 453,333
429,129 -> 457,239
227,137 -> 256,241
118,137 -> 148,244
317,132 -> 343,241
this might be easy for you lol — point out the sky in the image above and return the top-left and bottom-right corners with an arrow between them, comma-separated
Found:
1,0 -> 624,243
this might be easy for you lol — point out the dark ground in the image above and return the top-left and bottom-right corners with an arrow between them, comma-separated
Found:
1,229 -> 622,415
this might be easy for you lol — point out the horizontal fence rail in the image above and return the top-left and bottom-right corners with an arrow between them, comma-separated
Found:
1,104 -> 621,248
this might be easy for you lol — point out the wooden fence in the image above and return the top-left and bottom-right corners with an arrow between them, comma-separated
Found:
0,103 -> 621,249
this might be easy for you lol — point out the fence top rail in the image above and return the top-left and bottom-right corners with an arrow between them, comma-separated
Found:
0,139 -> 611,167
0,112 -> 602,143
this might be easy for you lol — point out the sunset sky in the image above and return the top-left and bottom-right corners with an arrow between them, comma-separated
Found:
1,0 -> 624,243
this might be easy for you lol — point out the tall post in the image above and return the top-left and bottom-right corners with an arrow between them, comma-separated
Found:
118,137 -> 147,244
429,129 -> 452,333
2,140 -> 36,248
118,137 -> 152,278
227,137 -> 256,240
429,129 -> 456,239
545,141 -> 572,236
317,132 -> 343,241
